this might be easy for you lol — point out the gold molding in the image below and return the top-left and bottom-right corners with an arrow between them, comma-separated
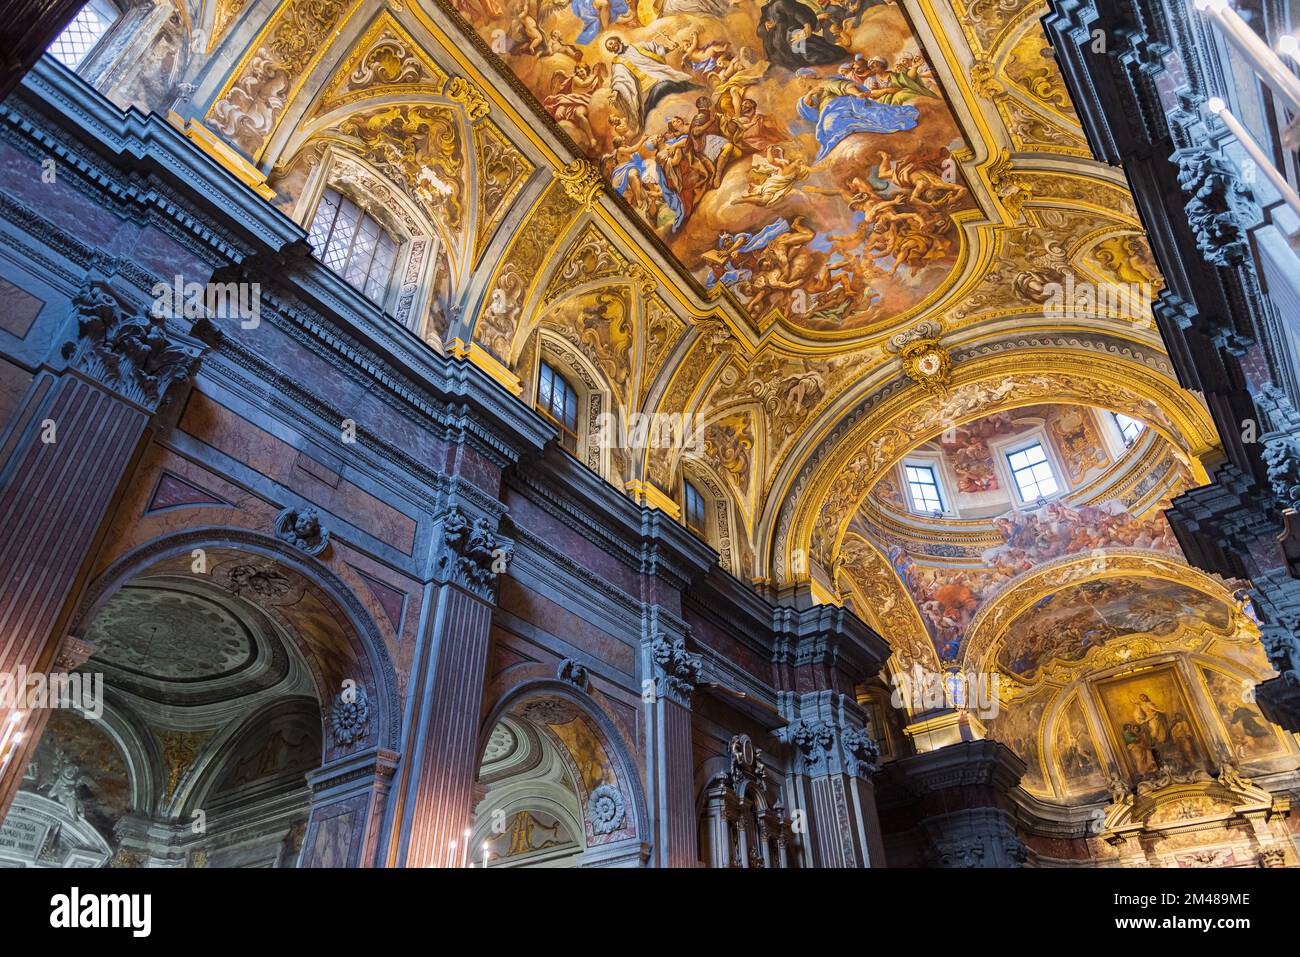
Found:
168,113 -> 276,200
449,337 -> 522,396
625,480 -> 681,520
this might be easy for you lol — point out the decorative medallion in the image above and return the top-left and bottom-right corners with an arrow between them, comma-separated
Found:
587,783 -> 625,835
329,684 -> 371,745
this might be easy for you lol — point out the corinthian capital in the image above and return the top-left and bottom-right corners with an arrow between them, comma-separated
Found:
436,506 -> 512,601
61,280 -> 215,412
649,633 -> 702,706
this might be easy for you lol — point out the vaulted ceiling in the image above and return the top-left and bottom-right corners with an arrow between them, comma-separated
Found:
88,0 -> 1292,806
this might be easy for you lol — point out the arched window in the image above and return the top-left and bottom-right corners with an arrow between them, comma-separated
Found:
47,0 -> 121,69
1113,412 -> 1145,447
536,360 -> 579,454
307,188 -> 399,304
683,479 -> 707,536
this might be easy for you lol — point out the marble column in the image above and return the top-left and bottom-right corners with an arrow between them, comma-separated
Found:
772,596 -> 891,867
784,691 -> 886,868
642,629 -> 701,868
384,505 -> 510,868
0,279 -> 212,818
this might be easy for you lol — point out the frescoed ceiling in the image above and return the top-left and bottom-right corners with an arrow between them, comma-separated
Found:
457,0 -> 976,333
84,0 -> 1295,818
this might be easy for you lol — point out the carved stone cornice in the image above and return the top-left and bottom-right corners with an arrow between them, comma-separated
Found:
770,597 -> 889,696
882,739 -> 1026,804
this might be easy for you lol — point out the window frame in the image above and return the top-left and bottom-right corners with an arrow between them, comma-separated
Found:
683,479 -> 708,536
903,461 -> 947,515
1112,411 -> 1145,447
47,0 -> 122,71
536,359 -> 580,455
306,187 -> 401,306
1005,440 -> 1061,504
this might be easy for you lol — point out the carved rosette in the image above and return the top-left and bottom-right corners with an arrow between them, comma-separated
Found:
587,783 -> 625,835
649,633 -> 702,706
61,280 -> 214,412
330,684 -> 371,746
436,507 -> 512,600
275,505 -> 331,556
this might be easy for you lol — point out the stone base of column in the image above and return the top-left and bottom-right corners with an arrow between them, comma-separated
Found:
300,747 -> 398,868
575,837 -> 651,867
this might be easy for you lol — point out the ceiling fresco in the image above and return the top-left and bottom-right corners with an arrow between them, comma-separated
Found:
996,577 -> 1233,680
458,0 -> 975,332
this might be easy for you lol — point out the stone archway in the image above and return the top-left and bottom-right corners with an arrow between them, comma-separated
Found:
474,679 -> 648,868
10,528 -> 405,868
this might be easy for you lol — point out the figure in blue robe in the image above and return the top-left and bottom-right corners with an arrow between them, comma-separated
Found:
797,85 -> 918,163
571,0 -> 628,45
704,218 -> 791,288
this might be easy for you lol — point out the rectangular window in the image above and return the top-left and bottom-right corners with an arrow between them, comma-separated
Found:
684,480 -> 707,535
537,361 -> 579,454
1113,412 -> 1144,446
307,188 -> 398,304
48,0 -> 117,69
905,464 -> 945,513
1007,442 -> 1059,501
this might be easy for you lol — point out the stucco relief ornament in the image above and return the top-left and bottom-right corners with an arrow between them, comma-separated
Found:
275,505 -> 331,556
556,658 -> 590,691
898,338 -> 952,396
555,158 -> 603,210
330,684 -> 371,746
1174,145 -> 1252,267
587,784 -> 625,835
1262,436 -> 1300,511
840,725 -> 881,776
791,721 -> 835,757
61,280 -> 213,411
444,76 -> 490,122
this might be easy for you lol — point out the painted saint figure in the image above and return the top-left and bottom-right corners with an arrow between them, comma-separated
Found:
606,35 -> 698,134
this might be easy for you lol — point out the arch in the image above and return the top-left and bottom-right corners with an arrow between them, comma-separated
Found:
70,528 -> 402,756
763,345 -> 1220,585
477,678 -> 648,853
959,551 -> 1246,677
